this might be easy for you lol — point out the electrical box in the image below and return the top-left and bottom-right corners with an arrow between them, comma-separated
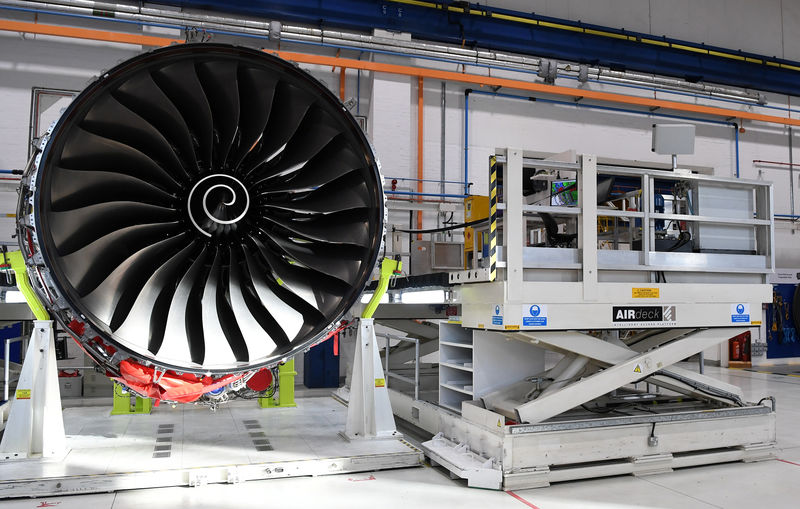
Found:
411,240 -> 464,274
652,123 -> 695,155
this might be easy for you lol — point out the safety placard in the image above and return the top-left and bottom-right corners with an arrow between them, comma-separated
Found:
374,378 -> 385,388
731,303 -> 750,323
632,288 -> 660,298
15,389 -> 31,400
523,305 -> 548,326
492,304 -> 503,326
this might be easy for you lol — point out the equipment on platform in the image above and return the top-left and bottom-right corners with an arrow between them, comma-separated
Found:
463,195 -> 490,268
16,44 -> 385,404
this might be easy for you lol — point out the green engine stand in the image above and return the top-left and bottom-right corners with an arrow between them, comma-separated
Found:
258,359 -> 297,408
111,381 -> 152,415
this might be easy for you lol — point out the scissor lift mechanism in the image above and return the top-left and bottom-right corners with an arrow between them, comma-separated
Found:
388,149 -> 777,489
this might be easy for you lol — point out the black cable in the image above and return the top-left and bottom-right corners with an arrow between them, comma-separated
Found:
393,217 -> 489,234
667,231 -> 691,251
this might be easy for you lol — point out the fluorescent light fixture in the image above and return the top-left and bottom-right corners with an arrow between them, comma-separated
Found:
4,290 -> 26,303
360,292 -> 389,304
401,290 -> 445,304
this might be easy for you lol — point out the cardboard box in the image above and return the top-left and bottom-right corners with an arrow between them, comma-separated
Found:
58,375 -> 83,398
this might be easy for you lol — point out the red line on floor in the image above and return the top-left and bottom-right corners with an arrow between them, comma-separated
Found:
778,459 -> 800,467
507,490 -> 542,509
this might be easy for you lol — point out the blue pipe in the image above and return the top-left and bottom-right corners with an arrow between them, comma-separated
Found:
0,170 -> 18,174
467,89 -> 740,178
464,89 -> 470,196
385,190 -> 468,198
387,176 -> 466,185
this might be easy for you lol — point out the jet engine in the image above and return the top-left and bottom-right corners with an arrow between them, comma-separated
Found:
17,44 -> 384,404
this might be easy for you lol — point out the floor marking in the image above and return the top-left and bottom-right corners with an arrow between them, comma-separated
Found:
778,459 -> 800,467
347,474 -> 376,482
507,490 -> 541,509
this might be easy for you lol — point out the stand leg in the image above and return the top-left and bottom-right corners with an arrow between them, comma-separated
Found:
0,320 -> 65,459
344,319 -> 399,440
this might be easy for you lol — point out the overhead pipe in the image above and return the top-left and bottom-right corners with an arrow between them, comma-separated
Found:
3,18 -> 791,128
0,1 -> 773,107
0,12 -> 800,121
753,160 -> 800,167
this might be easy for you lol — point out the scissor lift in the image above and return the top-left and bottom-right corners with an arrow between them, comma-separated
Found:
389,149 -> 776,489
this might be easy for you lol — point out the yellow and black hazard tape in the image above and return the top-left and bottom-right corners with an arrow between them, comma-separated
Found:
388,0 -> 800,72
489,155 -> 498,282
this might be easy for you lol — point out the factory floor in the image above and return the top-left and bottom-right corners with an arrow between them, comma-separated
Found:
4,364 -> 800,509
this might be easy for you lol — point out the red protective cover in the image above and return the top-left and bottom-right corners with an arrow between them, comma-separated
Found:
113,360 -> 244,403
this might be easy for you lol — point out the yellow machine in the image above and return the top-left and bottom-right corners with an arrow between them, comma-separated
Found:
463,195 -> 490,268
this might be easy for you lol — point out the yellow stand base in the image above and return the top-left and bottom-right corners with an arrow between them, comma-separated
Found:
258,359 -> 297,408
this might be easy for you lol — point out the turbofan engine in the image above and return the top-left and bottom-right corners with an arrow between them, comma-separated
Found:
17,44 -> 384,404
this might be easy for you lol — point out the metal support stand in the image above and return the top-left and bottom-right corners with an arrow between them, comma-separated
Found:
0,320 -> 66,460
258,359 -> 297,408
343,318 -> 400,440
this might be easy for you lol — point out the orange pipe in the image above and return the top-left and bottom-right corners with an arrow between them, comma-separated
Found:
2,19 -> 800,128
417,76 -> 424,239
339,67 -> 346,101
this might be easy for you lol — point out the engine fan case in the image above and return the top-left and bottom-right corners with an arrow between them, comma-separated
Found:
18,44 -> 384,377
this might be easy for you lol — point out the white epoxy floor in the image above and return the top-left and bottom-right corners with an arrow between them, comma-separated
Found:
4,364 -> 800,509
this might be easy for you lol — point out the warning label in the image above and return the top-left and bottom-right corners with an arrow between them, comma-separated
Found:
523,305 -> 548,327
492,304 -> 503,326
731,303 -> 750,323
374,378 -> 385,388
632,288 -> 660,298
16,389 -> 31,400
633,365 -> 642,374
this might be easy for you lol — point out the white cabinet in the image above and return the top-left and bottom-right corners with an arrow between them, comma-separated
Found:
438,322 -> 545,414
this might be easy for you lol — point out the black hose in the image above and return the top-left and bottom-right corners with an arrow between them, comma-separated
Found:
394,217 -> 490,234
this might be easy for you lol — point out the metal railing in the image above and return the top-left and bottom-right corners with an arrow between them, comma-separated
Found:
490,154 -> 775,278
381,333 -> 420,401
